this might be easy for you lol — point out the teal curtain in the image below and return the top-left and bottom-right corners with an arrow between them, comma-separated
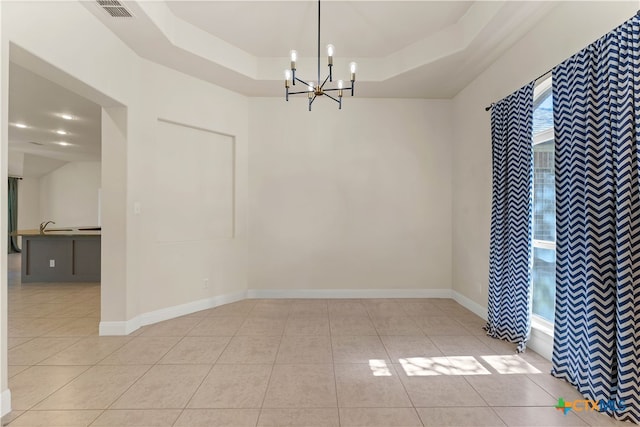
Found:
8,177 -> 21,253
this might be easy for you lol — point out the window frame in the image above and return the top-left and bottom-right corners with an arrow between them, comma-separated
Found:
531,76 -> 556,328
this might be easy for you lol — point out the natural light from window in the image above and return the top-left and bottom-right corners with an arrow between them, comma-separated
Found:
532,76 -> 556,324
368,356 -> 541,377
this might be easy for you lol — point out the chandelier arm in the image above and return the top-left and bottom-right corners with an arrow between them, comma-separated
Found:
320,74 -> 330,90
288,90 -> 314,95
294,77 -> 311,87
324,93 -> 340,103
284,0 -> 356,109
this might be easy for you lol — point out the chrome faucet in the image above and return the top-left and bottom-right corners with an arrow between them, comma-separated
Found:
39,221 -> 55,234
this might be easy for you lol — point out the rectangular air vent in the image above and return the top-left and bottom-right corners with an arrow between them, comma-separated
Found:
97,0 -> 133,18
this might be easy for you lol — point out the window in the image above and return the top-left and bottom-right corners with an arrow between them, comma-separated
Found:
532,77 -> 556,323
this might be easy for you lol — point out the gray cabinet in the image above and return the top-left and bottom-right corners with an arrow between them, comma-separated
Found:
22,235 -> 101,283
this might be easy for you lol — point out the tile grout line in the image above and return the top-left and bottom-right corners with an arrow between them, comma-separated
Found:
106,314 -> 212,417
177,314 -> 239,426
328,301 -> 341,427
254,301 -> 288,427
99,331 -> 183,414
169,300 -> 258,427
378,304 -> 426,427
7,290 -> 560,427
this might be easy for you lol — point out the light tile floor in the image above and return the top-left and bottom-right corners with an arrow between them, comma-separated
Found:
3,255 -> 632,426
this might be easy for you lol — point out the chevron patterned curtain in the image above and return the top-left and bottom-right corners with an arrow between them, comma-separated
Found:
551,14 -> 640,424
486,82 -> 535,353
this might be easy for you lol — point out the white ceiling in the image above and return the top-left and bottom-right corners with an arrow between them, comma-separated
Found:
165,1 -> 474,58
9,62 -> 102,177
7,0 -> 560,172
84,0 -> 559,98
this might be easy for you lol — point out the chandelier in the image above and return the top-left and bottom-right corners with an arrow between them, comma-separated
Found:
284,0 -> 357,111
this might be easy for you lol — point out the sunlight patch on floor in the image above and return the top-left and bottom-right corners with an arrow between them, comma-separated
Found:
398,356 -> 491,376
480,355 -> 541,374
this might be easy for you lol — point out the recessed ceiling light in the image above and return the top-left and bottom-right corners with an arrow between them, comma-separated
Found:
15,123 -> 27,128
57,141 -> 71,146
60,114 -> 74,120
55,130 -> 67,135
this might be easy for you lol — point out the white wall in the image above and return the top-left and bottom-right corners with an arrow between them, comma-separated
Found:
451,2 -> 638,309
129,59 -> 249,316
0,1 -> 8,413
16,162 -> 101,236
2,0 -> 139,339
15,176 -> 39,249
2,0 -> 634,416
249,98 -> 452,294
101,106 -> 128,324
17,177 -> 38,231
1,0 -> 249,344
39,161 -> 101,227
7,151 -> 22,177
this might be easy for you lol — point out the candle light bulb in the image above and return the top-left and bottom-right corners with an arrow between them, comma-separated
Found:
327,44 -> 335,69
308,82 -> 315,92
349,62 -> 357,73
338,80 -> 344,89
308,82 -> 314,99
284,69 -> 291,88
327,44 -> 335,57
290,50 -> 298,62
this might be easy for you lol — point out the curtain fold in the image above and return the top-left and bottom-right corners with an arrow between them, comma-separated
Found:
8,177 -> 21,253
486,82 -> 535,353
552,14 -> 640,424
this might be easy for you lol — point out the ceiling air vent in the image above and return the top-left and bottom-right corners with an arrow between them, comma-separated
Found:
97,0 -> 133,18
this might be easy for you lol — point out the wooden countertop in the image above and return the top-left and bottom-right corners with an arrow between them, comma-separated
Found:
14,227 -> 101,236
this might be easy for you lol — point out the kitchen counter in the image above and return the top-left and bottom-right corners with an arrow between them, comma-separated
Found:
17,228 -> 101,283
14,227 -> 101,236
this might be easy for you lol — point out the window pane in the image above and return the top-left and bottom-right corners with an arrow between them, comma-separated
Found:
532,247 -> 556,322
532,92 -> 553,135
532,82 -> 556,324
533,140 -> 555,242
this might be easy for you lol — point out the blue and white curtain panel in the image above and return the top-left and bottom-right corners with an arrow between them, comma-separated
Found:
486,82 -> 535,353
552,14 -> 640,424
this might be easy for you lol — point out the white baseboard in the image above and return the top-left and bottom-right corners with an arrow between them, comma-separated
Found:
99,286 -> 555,362
0,389 -> 11,417
137,290 -> 247,326
101,288 -> 452,335
247,288 -> 453,299
99,320 -> 135,336
99,290 -> 246,336
451,290 -> 488,320
100,288 -> 451,335
451,290 -> 552,361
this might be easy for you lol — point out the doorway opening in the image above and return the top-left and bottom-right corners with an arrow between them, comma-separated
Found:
5,43 -> 127,370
